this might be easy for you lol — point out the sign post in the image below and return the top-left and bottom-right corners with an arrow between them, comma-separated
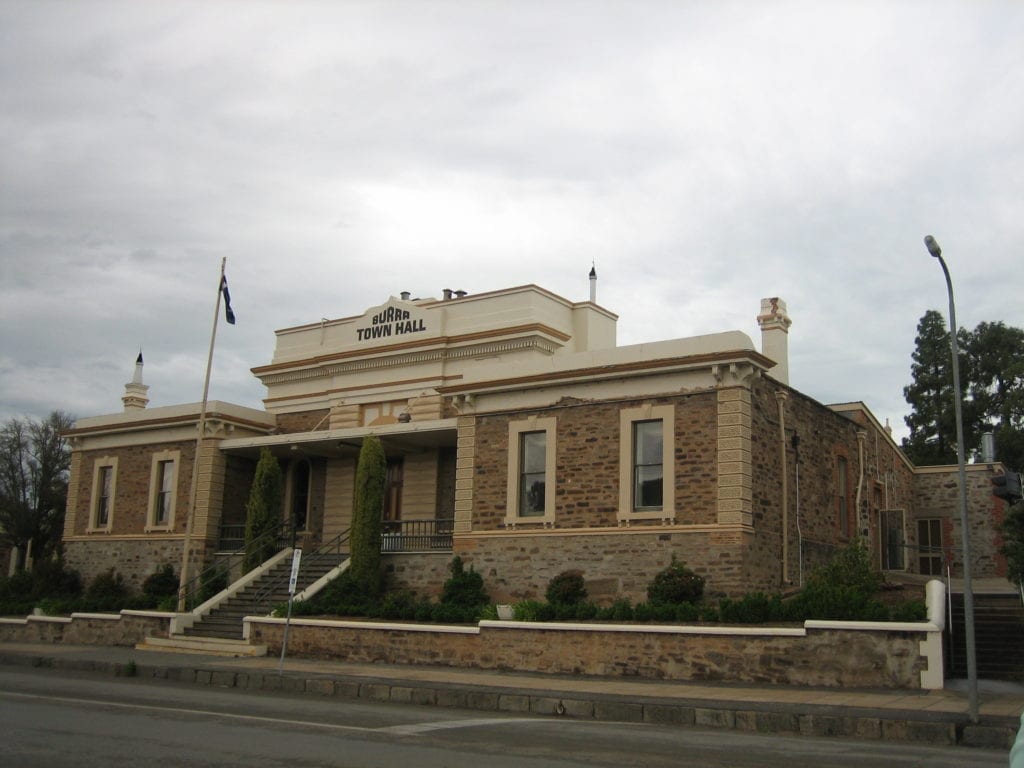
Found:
278,548 -> 302,675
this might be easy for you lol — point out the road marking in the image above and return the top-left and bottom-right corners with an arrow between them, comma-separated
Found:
1,690 -> 384,734
0,690 -> 546,738
381,717 -> 548,736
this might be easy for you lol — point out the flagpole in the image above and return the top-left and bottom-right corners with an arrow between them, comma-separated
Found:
177,257 -> 228,611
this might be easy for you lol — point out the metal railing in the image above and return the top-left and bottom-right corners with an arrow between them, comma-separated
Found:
218,524 -> 247,552
247,528 -> 351,615
380,518 -> 454,552
179,520 -> 294,610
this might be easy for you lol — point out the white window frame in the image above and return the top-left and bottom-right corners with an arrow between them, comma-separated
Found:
505,416 -> 556,526
618,404 -> 675,523
88,456 -> 118,532
146,450 -> 180,531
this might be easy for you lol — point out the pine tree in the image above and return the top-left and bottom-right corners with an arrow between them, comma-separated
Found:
349,434 -> 386,596
243,447 -> 283,572
902,311 -> 961,465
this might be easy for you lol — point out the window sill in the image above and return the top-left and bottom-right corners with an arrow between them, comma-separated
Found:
616,510 -> 676,525
503,515 -> 556,529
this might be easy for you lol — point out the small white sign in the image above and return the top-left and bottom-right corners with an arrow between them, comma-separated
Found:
288,549 -> 302,595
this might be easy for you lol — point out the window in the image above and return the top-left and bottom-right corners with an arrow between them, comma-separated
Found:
836,455 -> 849,536
505,417 -> 556,525
918,518 -> 943,576
880,509 -> 906,571
146,450 -> 180,530
518,431 -> 547,517
89,457 -> 117,531
633,420 -> 664,510
618,404 -> 675,522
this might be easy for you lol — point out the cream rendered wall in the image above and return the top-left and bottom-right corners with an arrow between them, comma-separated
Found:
400,452 -> 439,521
323,458 -> 355,541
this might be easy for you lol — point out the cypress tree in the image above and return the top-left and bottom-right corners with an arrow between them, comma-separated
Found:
244,447 -> 283,572
350,434 -> 386,595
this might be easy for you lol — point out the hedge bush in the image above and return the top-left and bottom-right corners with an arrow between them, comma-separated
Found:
646,559 -> 705,605
545,570 -> 587,606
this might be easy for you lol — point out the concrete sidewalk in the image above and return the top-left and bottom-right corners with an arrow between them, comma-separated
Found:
1,641 -> 1020,750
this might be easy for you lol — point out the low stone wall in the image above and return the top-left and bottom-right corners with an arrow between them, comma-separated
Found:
246,617 -> 933,689
247,581 -> 946,690
0,611 -> 172,646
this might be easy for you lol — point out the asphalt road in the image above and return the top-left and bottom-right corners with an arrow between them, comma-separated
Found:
0,667 -> 1007,768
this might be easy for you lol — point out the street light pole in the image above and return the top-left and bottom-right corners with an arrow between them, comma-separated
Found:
923,234 -> 978,723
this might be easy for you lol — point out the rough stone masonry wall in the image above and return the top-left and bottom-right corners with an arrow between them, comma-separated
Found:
0,612 -> 172,646
470,392 -> 720,530
455,528 -> 754,604
63,537 -> 184,592
68,440 -> 196,537
247,619 -> 927,689
914,467 -> 1007,579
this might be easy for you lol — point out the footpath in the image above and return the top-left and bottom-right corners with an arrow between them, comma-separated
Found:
1,640 -> 1020,751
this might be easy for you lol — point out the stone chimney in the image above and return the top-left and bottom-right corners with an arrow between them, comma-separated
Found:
757,298 -> 792,386
122,352 -> 150,411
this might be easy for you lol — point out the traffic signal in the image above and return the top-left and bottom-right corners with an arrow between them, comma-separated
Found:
992,471 -> 1023,504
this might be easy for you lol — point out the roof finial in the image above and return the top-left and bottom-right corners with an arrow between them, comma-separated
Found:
123,350 -> 150,411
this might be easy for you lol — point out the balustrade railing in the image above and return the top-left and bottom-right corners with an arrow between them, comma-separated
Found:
380,518 -> 453,552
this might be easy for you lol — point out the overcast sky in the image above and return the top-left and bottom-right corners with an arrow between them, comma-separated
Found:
2,1 -> 1022,445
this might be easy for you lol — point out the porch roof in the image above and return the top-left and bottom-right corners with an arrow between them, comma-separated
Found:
218,417 -> 459,459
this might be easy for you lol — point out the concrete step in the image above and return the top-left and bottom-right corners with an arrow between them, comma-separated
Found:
136,635 -> 267,657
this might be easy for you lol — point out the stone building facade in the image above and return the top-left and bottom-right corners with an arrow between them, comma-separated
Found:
61,280 -> 1011,597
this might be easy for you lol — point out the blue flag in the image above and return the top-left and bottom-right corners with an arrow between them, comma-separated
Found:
221,275 -> 236,325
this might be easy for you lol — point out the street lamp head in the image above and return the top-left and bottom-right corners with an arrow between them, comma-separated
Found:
924,235 -> 942,259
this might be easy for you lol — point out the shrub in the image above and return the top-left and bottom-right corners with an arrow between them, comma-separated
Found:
512,600 -> 547,622
718,592 -> 785,624
30,560 -> 82,600
790,540 -> 888,621
440,557 -> 489,608
545,570 -> 587,606
84,568 -> 129,611
600,598 -> 635,622
808,539 -> 882,596
298,570 -> 372,617
142,564 -> 179,601
647,559 -> 705,605
889,600 -> 927,622
378,590 -> 421,620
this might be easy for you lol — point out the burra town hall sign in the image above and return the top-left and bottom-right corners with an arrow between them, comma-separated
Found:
356,305 -> 427,342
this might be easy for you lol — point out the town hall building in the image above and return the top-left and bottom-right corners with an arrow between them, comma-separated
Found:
60,273 -> 1010,604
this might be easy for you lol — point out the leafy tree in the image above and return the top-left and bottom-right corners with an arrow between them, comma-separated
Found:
1001,501 -> 1024,584
0,411 -> 74,570
349,434 -> 386,596
964,321 -> 1024,471
243,447 -> 283,571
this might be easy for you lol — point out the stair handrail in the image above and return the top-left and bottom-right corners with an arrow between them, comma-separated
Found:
247,528 -> 351,616
178,519 -> 295,610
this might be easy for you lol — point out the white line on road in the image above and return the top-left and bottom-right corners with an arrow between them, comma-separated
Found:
0,689 -> 548,737
381,717 -> 549,735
